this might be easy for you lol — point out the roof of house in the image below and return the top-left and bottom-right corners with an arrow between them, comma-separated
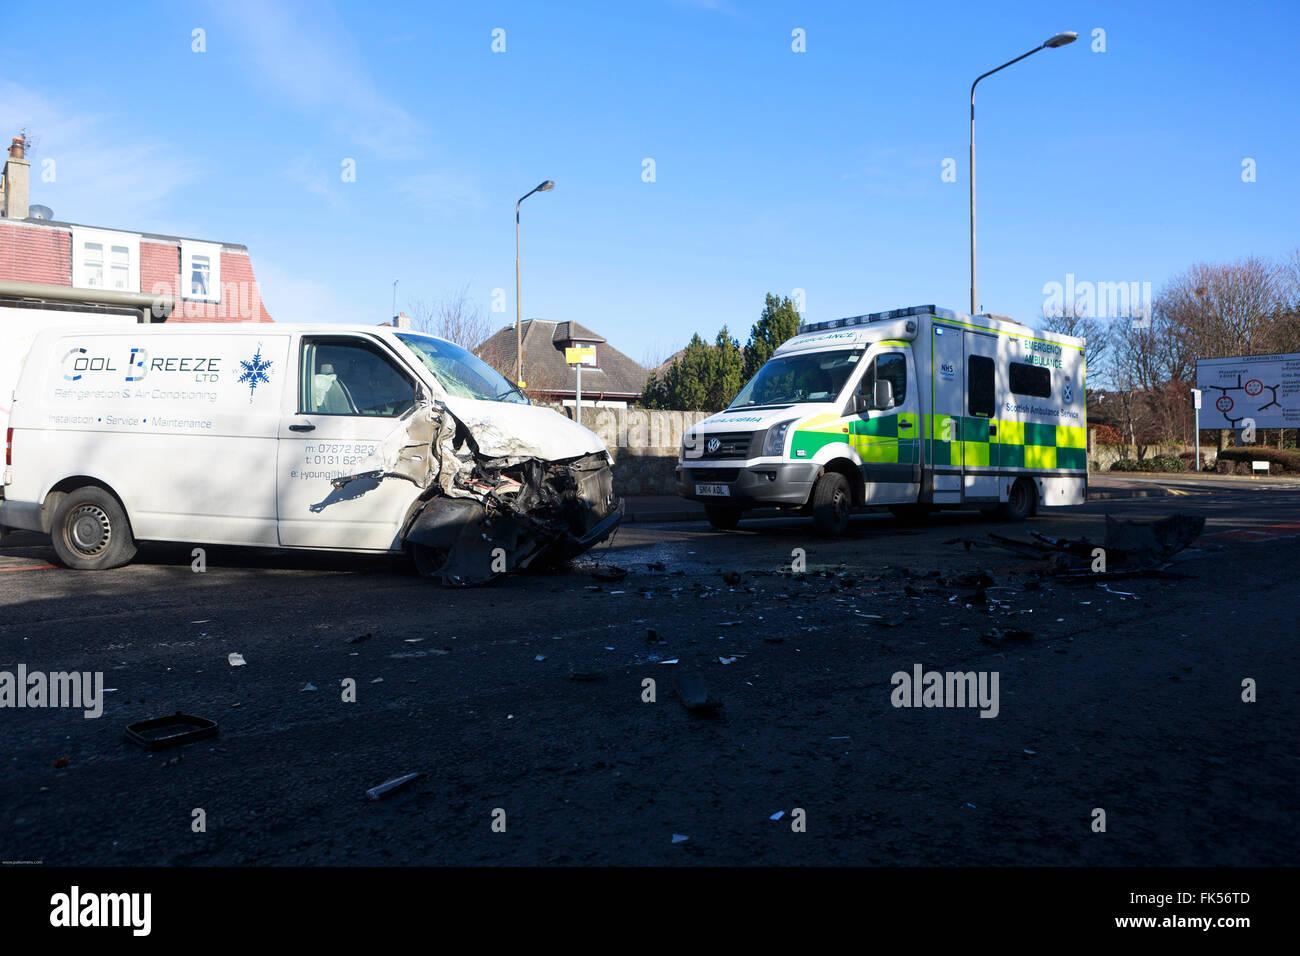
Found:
476,319 -> 649,397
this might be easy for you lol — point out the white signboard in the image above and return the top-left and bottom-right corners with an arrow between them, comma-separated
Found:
1195,352 -> 1300,429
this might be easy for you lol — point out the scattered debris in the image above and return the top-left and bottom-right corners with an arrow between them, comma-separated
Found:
569,665 -> 601,681
769,810 -> 785,821
646,629 -> 662,643
980,628 -> 1033,648
722,571 -> 742,586
676,676 -> 721,713
53,757 -> 69,768
589,565 -> 629,582
301,682 -> 318,692
672,833 -> 690,844
346,633 -> 372,645
366,772 -> 423,801
227,653 -> 246,667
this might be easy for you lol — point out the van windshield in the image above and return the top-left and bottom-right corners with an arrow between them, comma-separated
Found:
396,333 -> 529,404
728,349 -> 863,409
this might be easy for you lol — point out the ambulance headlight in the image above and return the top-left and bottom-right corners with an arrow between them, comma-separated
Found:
762,419 -> 797,457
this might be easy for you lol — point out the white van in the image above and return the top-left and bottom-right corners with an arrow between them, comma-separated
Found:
677,305 -> 1087,534
1,323 -> 621,584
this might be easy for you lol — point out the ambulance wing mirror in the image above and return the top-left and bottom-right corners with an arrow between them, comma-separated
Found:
872,379 -> 893,410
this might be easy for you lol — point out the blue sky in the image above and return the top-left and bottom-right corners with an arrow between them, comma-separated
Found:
3,0 -> 1297,366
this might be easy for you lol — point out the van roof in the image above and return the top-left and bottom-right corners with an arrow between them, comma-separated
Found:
38,323 -> 445,339
790,305 -> 1083,350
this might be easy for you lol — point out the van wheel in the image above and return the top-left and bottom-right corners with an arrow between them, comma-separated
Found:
705,506 -> 743,531
811,472 -> 852,537
997,478 -> 1037,522
50,487 -> 137,570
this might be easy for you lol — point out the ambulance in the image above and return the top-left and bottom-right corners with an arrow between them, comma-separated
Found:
1,323 -> 621,583
676,305 -> 1087,534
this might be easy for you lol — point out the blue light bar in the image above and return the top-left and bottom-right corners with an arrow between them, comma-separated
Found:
796,305 -> 963,335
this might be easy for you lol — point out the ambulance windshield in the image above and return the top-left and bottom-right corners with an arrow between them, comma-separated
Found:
396,333 -> 530,404
728,349 -> 863,409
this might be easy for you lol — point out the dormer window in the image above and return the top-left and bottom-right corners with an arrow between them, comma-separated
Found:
181,240 -> 222,303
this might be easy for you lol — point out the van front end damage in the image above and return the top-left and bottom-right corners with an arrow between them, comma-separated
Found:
330,400 -> 621,586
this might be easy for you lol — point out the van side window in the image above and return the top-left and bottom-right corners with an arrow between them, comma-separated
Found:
300,339 -> 415,417
860,352 -> 907,407
1009,361 -> 1051,398
968,355 -> 995,418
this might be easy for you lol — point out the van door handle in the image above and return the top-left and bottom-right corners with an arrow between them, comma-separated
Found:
898,421 -> 913,429
988,425 -> 997,436
289,423 -> 316,432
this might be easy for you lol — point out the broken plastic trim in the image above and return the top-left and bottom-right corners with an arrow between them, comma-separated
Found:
330,397 -> 622,586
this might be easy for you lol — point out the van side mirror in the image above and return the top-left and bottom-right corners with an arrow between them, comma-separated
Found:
851,393 -> 868,415
873,379 -> 893,410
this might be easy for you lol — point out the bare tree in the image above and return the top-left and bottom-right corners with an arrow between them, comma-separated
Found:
409,283 -> 494,351
1039,303 -> 1111,381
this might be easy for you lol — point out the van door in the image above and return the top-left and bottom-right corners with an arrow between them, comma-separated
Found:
928,324 -> 964,504
962,330 -> 1000,499
276,334 -> 424,550
851,347 -> 920,504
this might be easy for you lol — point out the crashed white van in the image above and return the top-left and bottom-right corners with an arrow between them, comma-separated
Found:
1,324 -> 621,584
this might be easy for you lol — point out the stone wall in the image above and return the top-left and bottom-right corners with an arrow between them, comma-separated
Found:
546,404 -> 711,495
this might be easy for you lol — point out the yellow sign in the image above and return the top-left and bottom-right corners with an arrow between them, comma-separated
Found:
565,346 -> 596,365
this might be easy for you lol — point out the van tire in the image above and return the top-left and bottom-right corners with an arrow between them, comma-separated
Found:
811,472 -> 852,537
705,506 -> 743,531
49,486 -> 137,570
997,478 -> 1037,522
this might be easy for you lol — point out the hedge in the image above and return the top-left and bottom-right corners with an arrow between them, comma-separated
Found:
1215,447 -> 1300,474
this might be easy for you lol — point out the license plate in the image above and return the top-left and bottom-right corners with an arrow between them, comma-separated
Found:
695,483 -> 730,497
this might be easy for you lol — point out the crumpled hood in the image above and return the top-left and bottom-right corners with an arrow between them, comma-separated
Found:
442,396 -> 608,462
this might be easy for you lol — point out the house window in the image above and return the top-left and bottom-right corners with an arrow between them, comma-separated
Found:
84,242 -> 104,287
110,245 -> 130,290
180,240 -> 222,303
72,228 -> 139,292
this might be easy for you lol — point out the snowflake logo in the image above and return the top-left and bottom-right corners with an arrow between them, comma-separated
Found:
237,344 -> 273,402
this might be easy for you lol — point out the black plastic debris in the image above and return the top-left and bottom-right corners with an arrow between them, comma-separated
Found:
676,676 -> 721,714
125,712 -> 219,752
722,570 -> 742,586
347,632 -> 372,645
646,628 -> 662,643
590,565 -> 629,582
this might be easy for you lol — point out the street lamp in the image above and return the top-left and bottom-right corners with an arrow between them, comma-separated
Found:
969,31 -> 1076,315
516,179 -> 555,384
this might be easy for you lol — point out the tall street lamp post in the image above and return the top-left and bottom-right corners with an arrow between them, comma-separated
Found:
970,31 -> 1076,315
516,179 -> 555,383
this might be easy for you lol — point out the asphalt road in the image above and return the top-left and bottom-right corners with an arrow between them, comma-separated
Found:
2,488 -> 1297,865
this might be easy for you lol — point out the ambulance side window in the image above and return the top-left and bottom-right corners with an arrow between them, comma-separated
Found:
300,338 -> 415,417
860,353 -> 907,408
968,355 -> 995,418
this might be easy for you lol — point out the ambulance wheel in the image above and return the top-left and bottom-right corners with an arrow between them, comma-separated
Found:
50,486 -> 137,571
705,506 -> 743,531
998,478 -> 1037,522
811,472 -> 852,537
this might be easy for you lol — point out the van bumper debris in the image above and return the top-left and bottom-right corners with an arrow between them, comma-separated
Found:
331,401 -> 622,586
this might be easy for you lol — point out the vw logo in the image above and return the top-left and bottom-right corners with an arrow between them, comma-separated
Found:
706,437 -> 721,454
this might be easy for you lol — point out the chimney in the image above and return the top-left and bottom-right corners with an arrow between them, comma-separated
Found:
2,135 -> 31,220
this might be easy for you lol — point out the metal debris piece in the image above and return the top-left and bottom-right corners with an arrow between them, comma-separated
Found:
366,772 -> 423,801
